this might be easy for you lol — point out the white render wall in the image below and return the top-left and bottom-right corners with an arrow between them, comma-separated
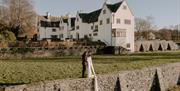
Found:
37,1 -> 135,52
59,22 -> 68,40
69,1 -> 134,52
112,1 -> 134,52
38,27 -> 61,40
98,4 -> 112,46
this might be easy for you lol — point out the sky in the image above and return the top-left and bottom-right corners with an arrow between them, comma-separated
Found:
32,0 -> 180,28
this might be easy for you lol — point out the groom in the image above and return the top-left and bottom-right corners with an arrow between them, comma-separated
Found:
81,50 -> 88,78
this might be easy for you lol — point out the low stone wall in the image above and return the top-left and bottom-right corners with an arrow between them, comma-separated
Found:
135,40 -> 179,52
0,46 -> 105,59
2,63 -> 180,91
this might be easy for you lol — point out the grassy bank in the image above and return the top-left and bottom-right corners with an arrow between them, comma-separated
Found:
0,51 -> 180,85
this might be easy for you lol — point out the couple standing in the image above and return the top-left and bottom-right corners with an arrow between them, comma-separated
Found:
82,49 -> 96,78
81,49 -> 99,91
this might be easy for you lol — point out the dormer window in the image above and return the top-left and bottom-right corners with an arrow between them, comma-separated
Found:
103,10 -> 106,14
123,5 -> 127,10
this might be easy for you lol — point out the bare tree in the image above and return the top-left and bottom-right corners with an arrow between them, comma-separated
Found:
135,16 -> 155,40
3,0 -> 36,39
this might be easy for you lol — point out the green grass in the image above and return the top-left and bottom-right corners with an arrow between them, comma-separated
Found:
0,51 -> 180,86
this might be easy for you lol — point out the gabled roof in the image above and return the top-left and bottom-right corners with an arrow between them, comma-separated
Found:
40,21 -> 60,27
79,9 -> 102,23
38,15 -> 61,22
107,2 -> 123,12
78,1 -> 123,23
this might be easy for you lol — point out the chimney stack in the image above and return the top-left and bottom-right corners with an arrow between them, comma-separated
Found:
46,12 -> 51,19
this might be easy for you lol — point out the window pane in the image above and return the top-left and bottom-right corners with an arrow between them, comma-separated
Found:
76,26 -> 79,30
100,20 -> 103,25
91,26 -> 93,30
127,43 -> 130,48
112,29 -> 116,37
103,10 -> 106,14
52,29 -> 56,32
95,25 -> 98,29
124,19 -> 131,24
93,33 -> 98,36
116,19 -> 121,24
106,18 -> 110,24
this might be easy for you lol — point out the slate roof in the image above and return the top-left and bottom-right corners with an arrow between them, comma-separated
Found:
38,15 -> 61,22
79,9 -> 102,23
40,21 -> 60,27
107,2 -> 123,12
78,1 -> 123,23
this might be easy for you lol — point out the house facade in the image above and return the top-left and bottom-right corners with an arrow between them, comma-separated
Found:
37,0 -> 135,52
37,13 -> 75,40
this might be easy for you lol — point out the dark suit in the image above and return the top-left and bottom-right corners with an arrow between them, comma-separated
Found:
82,51 -> 87,78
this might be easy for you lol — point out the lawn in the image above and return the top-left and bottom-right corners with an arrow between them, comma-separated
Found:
0,51 -> 180,86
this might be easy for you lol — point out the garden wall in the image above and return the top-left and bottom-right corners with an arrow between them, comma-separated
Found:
2,63 -> 180,91
135,40 -> 178,52
0,46 -> 106,59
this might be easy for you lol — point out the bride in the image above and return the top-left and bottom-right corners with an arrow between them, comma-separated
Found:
86,50 -> 98,91
86,50 -> 95,78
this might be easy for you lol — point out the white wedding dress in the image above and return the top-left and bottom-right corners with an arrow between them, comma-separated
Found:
87,56 -> 95,78
87,56 -> 99,91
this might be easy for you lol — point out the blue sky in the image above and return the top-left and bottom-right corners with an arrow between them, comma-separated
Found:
32,0 -> 180,28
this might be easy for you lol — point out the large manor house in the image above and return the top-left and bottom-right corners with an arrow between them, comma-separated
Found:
37,0 -> 135,52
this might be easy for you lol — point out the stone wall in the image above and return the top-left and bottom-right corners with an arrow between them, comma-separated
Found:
135,40 -> 179,52
2,63 -> 180,91
0,46 -> 105,59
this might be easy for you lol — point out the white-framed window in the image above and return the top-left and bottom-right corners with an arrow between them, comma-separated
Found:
59,34 -> 63,38
91,26 -> 93,30
112,29 -> 126,37
95,25 -> 98,30
127,43 -> 131,48
112,29 -> 116,37
76,26 -> 79,30
52,29 -> 56,32
70,35 -> 73,39
93,33 -> 98,36
51,35 -> 58,39
100,20 -> 103,25
106,18 -> 110,24
124,19 -> 131,25
116,19 -> 121,24
103,9 -> 106,14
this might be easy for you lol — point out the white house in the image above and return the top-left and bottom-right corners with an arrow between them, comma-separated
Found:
37,13 -> 75,40
70,0 -> 134,52
37,0 -> 135,52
